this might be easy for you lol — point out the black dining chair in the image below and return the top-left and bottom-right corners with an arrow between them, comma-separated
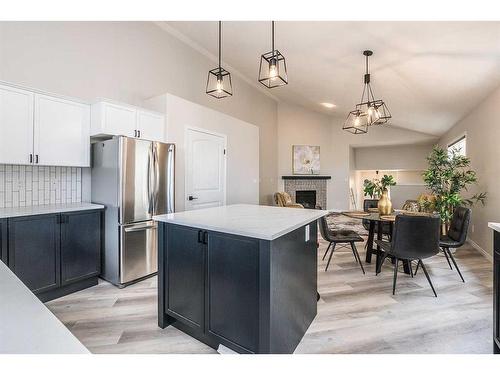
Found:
375,215 -> 441,297
436,207 -> 471,282
319,215 -> 365,274
363,199 -> 392,236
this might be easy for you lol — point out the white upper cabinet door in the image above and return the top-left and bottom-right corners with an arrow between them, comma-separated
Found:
0,85 -> 34,165
137,110 -> 165,141
34,94 -> 90,167
91,101 -> 136,138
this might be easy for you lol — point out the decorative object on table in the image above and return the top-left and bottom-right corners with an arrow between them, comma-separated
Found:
258,21 -> 288,88
274,192 -> 304,208
344,211 -> 370,217
206,21 -> 233,99
423,146 -> 486,234
368,207 -> 379,212
380,215 -> 396,222
343,50 -> 392,134
362,174 -> 397,215
292,145 -> 320,175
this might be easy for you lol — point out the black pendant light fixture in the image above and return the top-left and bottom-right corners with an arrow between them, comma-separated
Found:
343,50 -> 391,134
258,21 -> 288,88
206,21 -> 233,99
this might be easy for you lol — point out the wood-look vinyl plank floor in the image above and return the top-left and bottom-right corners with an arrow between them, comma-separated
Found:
46,234 -> 493,354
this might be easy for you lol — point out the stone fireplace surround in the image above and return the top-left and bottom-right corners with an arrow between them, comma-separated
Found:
282,175 -> 331,210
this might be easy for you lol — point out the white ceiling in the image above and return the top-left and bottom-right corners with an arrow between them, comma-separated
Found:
163,21 -> 500,136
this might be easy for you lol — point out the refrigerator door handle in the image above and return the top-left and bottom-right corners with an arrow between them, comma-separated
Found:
154,143 -> 160,212
147,144 -> 155,214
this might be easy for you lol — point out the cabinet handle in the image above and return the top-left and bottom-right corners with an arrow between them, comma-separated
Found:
203,231 -> 208,245
197,230 -> 203,243
134,130 -> 137,137
35,155 -> 39,164
138,130 -> 141,138
29,154 -> 33,163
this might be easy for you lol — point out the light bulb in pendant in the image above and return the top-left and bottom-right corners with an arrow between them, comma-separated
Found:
216,76 -> 223,93
354,116 -> 361,127
269,59 -> 278,80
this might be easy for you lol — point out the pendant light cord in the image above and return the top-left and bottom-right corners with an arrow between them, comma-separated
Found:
272,21 -> 275,52
218,21 -> 222,69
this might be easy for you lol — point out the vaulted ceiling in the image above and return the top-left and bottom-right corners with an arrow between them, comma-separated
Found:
162,21 -> 500,136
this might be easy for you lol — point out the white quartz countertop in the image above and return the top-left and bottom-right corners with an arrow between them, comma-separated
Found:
0,261 -> 89,354
488,222 -> 500,232
0,202 -> 104,219
153,204 -> 329,240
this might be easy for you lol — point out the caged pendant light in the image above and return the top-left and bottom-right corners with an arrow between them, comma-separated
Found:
343,50 -> 391,134
258,21 -> 288,88
206,21 -> 233,99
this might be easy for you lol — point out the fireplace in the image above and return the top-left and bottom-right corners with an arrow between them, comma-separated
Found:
296,190 -> 316,209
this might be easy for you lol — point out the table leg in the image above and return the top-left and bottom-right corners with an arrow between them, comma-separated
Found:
365,221 -> 375,263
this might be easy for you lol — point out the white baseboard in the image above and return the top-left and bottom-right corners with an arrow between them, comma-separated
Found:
467,238 -> 493,262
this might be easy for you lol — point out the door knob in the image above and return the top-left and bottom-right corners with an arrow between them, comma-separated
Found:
188,195 -> 198,201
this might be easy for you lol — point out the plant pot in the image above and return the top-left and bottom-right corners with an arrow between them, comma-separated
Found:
378,189 -> 392,215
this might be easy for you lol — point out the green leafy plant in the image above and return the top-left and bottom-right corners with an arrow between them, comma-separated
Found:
422,146 -> 486,227
363,174 -> 397,198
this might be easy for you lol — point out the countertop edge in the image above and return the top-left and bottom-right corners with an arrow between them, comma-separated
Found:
154,210 -> 327,241
0,203 -> 105,219
488,222 -> 500,232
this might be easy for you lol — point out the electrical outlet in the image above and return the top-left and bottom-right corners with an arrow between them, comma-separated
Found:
305,225 -> 310,242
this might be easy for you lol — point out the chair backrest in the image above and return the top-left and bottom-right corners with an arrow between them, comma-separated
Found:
402,200 -> 419,212
363,199 -> 378,211
362,199 -> 378,230
274,192 -> 293,207
318,215 -> 330,242
447,206 -> 471,245
391,214 -> 441,260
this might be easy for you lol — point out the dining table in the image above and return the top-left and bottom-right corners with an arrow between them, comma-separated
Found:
342,210 -> 412,275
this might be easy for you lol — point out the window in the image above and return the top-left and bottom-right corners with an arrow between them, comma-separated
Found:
448,136 -> 466,157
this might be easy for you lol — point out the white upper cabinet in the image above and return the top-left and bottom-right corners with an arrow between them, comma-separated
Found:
91,100 -> 165,142
91,101 -> 136,138
34,94 -> 90,167
137,109 -> 165,142
0,85 -> 34,165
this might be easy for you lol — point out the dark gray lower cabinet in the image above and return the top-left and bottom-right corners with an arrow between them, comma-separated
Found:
7,210 -> 103,302
8,214 -> 60,295
158,222 -> 318,354
61,211 -> 101,285
0,219 -> 7,264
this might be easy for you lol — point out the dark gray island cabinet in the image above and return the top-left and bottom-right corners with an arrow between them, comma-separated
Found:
489,223 -> 500,354
154,204 -> 328,354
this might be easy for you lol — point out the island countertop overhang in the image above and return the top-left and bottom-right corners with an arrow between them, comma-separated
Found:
489,222 -> 500,232
153,204 -> 329,241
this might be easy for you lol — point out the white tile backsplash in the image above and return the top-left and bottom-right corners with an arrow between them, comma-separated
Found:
0,164 -> 82,208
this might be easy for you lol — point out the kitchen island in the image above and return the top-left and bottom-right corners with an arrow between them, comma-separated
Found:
153,204 -> 328,354
488,222 -> 500,354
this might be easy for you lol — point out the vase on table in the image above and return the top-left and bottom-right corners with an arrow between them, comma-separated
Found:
378,189 -> 392,215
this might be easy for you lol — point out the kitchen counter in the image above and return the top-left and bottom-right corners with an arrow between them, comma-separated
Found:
489,223 -> 500,354
0,202 -> 104,219
0,261 -> 88,353
153,204 -> 328,240
156,204 -> 328,353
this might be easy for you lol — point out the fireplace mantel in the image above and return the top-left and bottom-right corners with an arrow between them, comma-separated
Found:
282,175 -> 331,180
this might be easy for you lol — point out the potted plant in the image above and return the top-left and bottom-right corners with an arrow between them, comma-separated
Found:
363,174 -> 397,214
422,146 -> 486,234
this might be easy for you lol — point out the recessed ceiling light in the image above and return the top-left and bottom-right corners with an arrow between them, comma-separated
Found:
320,102 -> 336,109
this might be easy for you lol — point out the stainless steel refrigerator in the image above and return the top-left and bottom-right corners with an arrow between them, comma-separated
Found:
91,136 -> 175,287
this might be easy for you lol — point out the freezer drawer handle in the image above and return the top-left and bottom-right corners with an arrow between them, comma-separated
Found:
124,225 -> 156,232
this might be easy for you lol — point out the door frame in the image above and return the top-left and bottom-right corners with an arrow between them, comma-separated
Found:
184,126 -> 227,209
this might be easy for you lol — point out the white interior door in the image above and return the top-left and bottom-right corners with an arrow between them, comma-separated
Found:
185,128 -> 226,211
0,85 -> 34,165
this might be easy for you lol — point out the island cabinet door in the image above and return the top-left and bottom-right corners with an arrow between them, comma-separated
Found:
8,214 -> 61,294
165,224 -> 206,330
206,232 -> 260,353
60,210 -> 102,286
